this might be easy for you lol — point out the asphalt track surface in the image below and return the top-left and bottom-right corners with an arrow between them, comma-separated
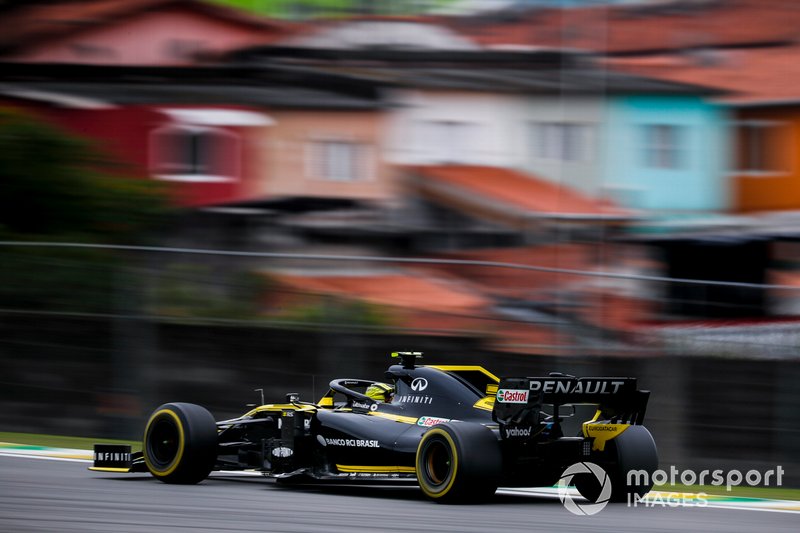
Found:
1,455 -> 798,533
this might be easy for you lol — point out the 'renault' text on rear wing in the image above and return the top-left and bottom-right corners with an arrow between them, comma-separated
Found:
493,376 -> 650,428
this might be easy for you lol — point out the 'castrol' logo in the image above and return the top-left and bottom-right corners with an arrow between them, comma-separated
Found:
417,416 -> 450,427
496,389 -> 529,404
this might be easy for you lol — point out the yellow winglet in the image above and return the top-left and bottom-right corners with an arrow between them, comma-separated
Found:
88,466 -> 132,473
336,464 -> 416,473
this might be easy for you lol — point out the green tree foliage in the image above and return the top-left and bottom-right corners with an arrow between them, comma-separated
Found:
0,108 -> 167,241
208,0 -> 459,18
0,107 -> 169,313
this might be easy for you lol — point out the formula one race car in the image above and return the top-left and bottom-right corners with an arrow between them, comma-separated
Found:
91,352 -> 658,504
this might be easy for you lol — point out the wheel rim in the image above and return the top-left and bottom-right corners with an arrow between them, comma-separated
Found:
424,439 -> 452,487
148,416 -> 180,468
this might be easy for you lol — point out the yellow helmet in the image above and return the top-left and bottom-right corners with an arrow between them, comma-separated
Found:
365,382 -> 394,402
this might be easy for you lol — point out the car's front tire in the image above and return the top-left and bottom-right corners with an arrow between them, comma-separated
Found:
143,402 -> 217,484
415,422 -> 502,503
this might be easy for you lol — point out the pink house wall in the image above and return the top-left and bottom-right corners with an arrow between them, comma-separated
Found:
7,7 -> 275,65
260,110 -> 396,204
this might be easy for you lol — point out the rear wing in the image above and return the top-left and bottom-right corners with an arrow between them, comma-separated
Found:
493,375 -> 650,428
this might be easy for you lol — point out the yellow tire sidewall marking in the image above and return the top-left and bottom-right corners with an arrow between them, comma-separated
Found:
144,409 -> 185,477
417,428 -> 459,499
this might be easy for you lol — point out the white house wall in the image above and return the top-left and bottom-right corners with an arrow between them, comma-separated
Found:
511,95 -> 606,195
387,89 -> 522,167
386,89 -> 606,194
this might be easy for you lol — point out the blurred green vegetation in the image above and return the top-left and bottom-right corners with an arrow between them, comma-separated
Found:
0,108 -> 167,241
661,484 -> 800,502
276,298 -> 393,328
0,432 -> 141,452
154,264 -> 270,319
209,0 -> 458,18
0,107 -> 169,313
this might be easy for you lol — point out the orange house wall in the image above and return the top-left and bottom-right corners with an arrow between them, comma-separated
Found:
734,107 -> 800,212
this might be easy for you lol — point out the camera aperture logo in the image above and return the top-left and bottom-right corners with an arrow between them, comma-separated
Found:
557,462 -> 611,516
557,463 -> 785,515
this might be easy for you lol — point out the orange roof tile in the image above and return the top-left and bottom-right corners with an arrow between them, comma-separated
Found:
432,244 -> 597,298
409,165 -> 629,223
607,43 -> 800,105
273,271 -> 490,314
432,243 -> 655,334
451,0 -> 800,54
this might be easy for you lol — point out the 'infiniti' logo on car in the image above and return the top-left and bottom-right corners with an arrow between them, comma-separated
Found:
411,378 -> 428,391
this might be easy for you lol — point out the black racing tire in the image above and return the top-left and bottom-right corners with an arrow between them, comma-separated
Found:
415,422 -> 502,504
143,402 -> 218,484
575,425 -> 658,503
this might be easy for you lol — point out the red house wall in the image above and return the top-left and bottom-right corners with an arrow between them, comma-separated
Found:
1,99 -> 263,208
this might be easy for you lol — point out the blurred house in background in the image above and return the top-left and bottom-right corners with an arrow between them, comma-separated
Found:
385,65 -> 726,214
2,0 -> 799,344
0,62 -> 390,236
446,0 -> 800,216
610,44 -> 800,215
232,46 -> 726,225
0,0 -> 292,65
0,69 -> 273,210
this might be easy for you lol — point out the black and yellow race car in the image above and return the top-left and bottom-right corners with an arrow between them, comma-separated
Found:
91,352 -> 658,504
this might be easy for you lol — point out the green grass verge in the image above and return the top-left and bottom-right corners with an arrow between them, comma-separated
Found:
0,432 -> 141,452
655,484 -> 800,501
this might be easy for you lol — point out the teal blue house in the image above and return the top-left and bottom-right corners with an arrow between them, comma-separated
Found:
601,95 -> 730,213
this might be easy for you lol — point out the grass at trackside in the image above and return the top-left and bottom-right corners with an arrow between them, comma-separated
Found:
0,432 -> 141,452
655,484 -> 800,501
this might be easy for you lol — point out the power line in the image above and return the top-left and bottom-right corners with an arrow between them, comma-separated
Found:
1,240 -> 798,291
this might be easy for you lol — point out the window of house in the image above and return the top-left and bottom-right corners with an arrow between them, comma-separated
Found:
420,120 -> 479,164
309,140 -> 370,181
736,121 -> 789,174
532,122 -> 593,162
642,124 -> 684,169
150,126 -> 239,182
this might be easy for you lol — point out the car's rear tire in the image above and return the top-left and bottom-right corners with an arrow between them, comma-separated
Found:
575,425 -> 658,503
143,402 -> 217,484
415,422 -> 501,503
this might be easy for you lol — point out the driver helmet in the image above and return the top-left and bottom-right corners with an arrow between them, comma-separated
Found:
365,382 -> 394,403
